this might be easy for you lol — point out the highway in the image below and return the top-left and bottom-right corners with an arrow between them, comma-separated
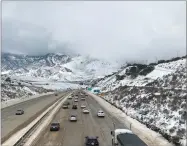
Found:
35,91 -> 126,146
1,91 -> 68,142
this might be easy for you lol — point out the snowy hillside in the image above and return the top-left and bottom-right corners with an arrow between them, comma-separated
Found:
1,75 -> 53,101
96,57 -> 186,146
102,86 -> 186,146
97,57 -> 186,92
2,53 -> 119,81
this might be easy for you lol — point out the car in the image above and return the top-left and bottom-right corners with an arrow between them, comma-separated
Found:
81,97 -> 86,101
81,104 -> 86,108
65,101 -> 70,105
62,103 -> 68,109
69,115 -> 77,122
83,109 -> 90,114
15,109 -> 24,115
68,96 -> 72,99
50,123 -> 60,131
74,99 -> 78,102
85,136 -> 99,146
97,110 -> 105,117
55,93 -> 58,96
72,105 -> 78,109
75,96 -> 79,99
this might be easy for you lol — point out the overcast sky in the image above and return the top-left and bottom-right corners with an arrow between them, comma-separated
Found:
2,1 -> 186,63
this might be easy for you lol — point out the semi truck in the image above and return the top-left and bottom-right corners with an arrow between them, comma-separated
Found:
111,129 -> 148,146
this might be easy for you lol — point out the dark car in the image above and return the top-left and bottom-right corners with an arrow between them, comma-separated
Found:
50,123 -> 60,131
55,93 -> 58,96
85,136 -> 99,146
72,105 -> 78,109
15,109 -> 24,115
62,103 -> 69,109
63,101 -> 70,105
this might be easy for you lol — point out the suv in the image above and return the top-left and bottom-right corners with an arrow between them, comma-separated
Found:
50,123 -> 60,131
72,105 -> 78,109
15,109 -> 24,115
85,136 -> 99,146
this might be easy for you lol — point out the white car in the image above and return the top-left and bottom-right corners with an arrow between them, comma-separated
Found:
83,109 -> 90,114
81,104 -> 86,108
74,99 -> 78,102
97,110 -> 105,117
69,115 -> 77,121
75,96 -> 79,99
81,98 -> 86,101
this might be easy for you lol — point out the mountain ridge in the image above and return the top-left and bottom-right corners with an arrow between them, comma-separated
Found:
2,52 -> 119,81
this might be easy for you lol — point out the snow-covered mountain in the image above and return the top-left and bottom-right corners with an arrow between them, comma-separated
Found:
2,53 -> 119,81
95,56 -> 186,146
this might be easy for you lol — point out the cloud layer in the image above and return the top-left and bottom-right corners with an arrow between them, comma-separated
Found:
2,1 -> 186,62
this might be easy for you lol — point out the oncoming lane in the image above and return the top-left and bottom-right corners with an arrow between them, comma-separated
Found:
1,92 -> 68,142
35,91 -> 126,146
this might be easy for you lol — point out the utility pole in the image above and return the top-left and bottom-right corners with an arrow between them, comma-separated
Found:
155,57 -> 158,63
176,50 -> 179,57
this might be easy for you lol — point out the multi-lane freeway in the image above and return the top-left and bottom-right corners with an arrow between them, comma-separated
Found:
1,90 -> 126,146
35,91 -> 125,146
1,92 -> 68,142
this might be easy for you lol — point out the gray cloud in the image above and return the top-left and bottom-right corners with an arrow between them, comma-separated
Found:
2,1 -> 186,62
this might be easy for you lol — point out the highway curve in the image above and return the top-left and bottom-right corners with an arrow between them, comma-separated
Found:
35,91 -> 126,146
1,91 -> 68,142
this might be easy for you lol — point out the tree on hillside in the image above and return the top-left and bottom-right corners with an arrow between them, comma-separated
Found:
5,77 -> 11,82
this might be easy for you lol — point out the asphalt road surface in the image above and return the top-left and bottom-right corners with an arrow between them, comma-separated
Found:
35,91 -> 126,146
1,92 -> 68,140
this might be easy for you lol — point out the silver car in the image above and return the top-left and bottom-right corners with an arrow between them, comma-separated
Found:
69,115 -> 77,122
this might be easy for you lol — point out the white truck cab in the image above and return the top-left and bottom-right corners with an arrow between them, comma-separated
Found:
111,129 -> 133,146
111,129 -> 147,146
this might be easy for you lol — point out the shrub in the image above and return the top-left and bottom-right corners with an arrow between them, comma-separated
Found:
170,57 -> 181,62
158,60 -> 166,64
149,62 -> 157,66
5,77 -> 11,82
116,75 -> 125,80
129,66 -> 138,74
139,66 -> 155,76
